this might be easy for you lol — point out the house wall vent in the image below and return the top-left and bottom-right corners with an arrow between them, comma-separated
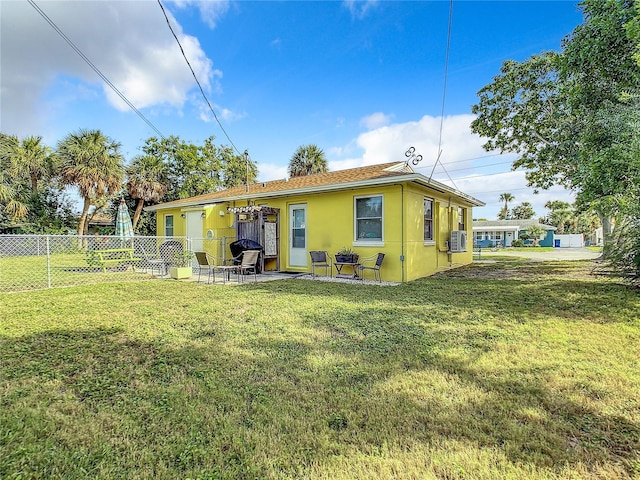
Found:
450,230 -> 467,252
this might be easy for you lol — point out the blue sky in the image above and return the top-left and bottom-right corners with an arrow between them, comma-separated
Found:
1,1 -> 584,219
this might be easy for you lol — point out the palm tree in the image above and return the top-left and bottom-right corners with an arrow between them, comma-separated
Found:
126,154 -> 168,230
0,135 -> 28,220
3,135 -> 54,192
0,170 -> 27,221
526,224 -> 546,246
57,129 -> 124,236
288,144 -> 328,177
498,192 -> 514,219
544,200 -> 573,234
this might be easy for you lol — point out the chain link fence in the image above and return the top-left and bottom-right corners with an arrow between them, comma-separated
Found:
0,234 -> 237,293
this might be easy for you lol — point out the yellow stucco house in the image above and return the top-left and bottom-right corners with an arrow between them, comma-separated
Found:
146,161 -> 484,282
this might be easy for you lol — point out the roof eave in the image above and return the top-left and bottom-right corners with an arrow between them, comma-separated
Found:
145,172 -> 485,211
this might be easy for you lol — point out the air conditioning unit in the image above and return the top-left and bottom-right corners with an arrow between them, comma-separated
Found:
449,230 -> 467,252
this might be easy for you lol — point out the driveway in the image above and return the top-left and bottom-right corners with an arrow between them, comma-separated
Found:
479,247 -> 601,262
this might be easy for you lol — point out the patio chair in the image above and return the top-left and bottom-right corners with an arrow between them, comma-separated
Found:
139,249 -> 167,277
237,250 -> 260,282
309,250 -> 332,277
355,253 -> 385,282
194,251 -> 216,284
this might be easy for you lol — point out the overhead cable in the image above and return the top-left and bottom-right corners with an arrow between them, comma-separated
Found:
429,0 -> 456,189
27,0 -> 165,139
157,0 -> 242,156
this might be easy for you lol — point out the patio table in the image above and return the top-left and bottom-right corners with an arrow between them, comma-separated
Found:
334,261 -> 361,279
214,265 -> 237,284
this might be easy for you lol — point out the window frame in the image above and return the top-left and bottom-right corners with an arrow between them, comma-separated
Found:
164,214 -> 174,237
423,197 -> 434,245
458,207 -> 466,231
353,194 -> 384,245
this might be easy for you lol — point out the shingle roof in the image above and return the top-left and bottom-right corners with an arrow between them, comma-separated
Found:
146,161 -> 484,211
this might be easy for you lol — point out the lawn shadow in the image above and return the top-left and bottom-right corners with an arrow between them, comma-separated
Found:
3,261 -> 640,479
292,303 -> 640,476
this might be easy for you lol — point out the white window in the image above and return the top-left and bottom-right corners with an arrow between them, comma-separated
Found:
424,198 -> 434,242
165,214 -> 174,237
355,196 -> 383,241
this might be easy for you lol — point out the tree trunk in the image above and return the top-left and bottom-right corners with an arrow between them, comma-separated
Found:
77,197 -> 91,237
597,212 -> 613,260
132,198 -> 144,231
30,172 -> 38,192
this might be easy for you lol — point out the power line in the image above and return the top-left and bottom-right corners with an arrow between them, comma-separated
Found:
442,169 -> 524,182
424,158 -> 515,175
414,152 -> 506,170
27,0 -> 165,139
157,0 -> 242,156
429,0 -> 456,189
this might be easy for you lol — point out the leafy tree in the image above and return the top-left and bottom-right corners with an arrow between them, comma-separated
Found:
57,129 -> 124,236
18,187 -> 77,234
511,201 -> 536,220
471,0 -> 640,274
126,154 -> 168,231
219,146 -> 258,189
288,144 -> 328,178
142,136 -> 256,202
605,200 -> 640,279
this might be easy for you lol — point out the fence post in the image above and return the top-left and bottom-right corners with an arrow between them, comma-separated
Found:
46,235 -> 51,289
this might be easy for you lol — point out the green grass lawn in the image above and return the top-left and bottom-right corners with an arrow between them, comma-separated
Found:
1,261 -> 639,479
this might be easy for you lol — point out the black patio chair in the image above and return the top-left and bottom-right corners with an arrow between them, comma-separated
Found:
309,250 -> 332,277
356,253 -> 385,282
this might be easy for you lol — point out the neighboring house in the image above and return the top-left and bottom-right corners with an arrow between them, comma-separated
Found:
472,220 -> 556,247
146,162 -> 485,282
87,213 -> 114,235
586,226 -> 603,246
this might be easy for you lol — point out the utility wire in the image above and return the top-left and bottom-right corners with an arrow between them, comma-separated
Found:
157,0 -> 242,156
415,152 -> 504,168
423,158 -> 514,174
27,0 -> 165,139
429,0 -> 456,189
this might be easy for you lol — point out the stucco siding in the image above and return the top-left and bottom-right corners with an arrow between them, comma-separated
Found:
154,180 -> 477,282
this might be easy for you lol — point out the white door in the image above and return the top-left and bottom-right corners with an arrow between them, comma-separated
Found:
505,231 -> 514,247
289,204 -> 307,267
186,211 -> 203,252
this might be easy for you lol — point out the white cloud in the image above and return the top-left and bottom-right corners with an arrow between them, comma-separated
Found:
327,113 -> 576,220
171,0 -> 231,29
0,1 -> 220,135
342,0 -> 379,19
257,162 -> 289,182
359,112 -> 393,130
331,114 -> 487,169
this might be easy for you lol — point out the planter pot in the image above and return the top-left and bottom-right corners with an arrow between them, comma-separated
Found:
335,254 -> 359,263
169,266 -> 193,279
